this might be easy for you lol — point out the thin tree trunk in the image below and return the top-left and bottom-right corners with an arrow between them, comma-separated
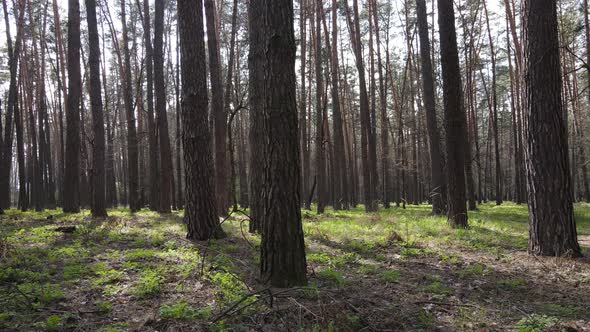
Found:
314,0 -> 326,214
416,0 -> 446,215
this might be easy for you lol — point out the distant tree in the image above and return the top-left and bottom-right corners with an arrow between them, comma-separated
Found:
314,0 -> 326,214
205,0 -> 229,216
142,0 -> 159,212
257,0 -> 307,288
437,0 -> 468,228
86,0 -> 107,217
178,0 -> 225,241
523,0 -> 581,257
416,0 -> 446,215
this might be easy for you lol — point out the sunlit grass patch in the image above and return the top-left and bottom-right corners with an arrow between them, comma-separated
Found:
159,299 -> 212,320
131,268 -> 163,298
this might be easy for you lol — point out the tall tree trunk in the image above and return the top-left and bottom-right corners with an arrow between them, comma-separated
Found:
258,0 -> 307,288
86,0 -> 107,217
120,0 -> 139,211
438,0 -> 468,228
178,0 -> 225,240
141,0 -> 158,211
63,0 -> 82,213
248,0 -> 264,232
154,0 -> 173,213
175,24 -> 183,209
483,1 -> 502,206
345,0 -> 377,212
204,0 -> 229,216
0,0 -> 24,210
523,0 -> 581,257
221,0 -> 238,210
416,0 -> 446,215
300,0 -> 309,209
372,0 -> 387,209
314,0 -> 326,214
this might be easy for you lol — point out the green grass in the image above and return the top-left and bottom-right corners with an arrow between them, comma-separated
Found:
0,203 -> 588,330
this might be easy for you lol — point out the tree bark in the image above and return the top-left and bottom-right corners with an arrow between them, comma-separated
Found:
63,0 -> 82,213
120,0 -> 139,212
483,0 -> 502,206
248,0 -> 264,232
314,0 -> 326,214
258,0 -> 307,288
141,0 -> 158,211
86,0 -> 107,217
523,0 -> 581,257
416,0 -> 446,215
437,0 -> 468,228
178,0 -> 225,241
154,0 -> 173,213
204,0 -> 229,216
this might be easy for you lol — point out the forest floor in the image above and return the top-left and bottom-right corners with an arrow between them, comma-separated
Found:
0,203 -> 589,332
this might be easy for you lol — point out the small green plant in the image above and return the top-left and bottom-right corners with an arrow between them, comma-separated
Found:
378,270 -> 400,283
358,264 -> 379,275
424,280 -> 453,296
458,263 -> 486,278
542,303 -> 581,318
209,272 -> 249,306
45,315 -> 61,331
92,267 -> 125,286
496,277 -> 525,290
132,269 -> 162,298
63,264 -> 89,280
317,268 -> 344,286
159,300 -> 212,320
94,300 -> 113,313
515,314 -> 558,332
307,252 -> 332,264
417,309 -> 435,328
332,252 -> 361,267
346,313 -> 363,330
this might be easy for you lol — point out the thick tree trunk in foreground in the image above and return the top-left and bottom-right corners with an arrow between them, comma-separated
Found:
178,0 -> 225,241
258,0 -> 307,288
416,0 -> 446,215
86,0 -> 107,217
438,0 -> 468,228
63,0 -> 81,213
523,0 -> 581,257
